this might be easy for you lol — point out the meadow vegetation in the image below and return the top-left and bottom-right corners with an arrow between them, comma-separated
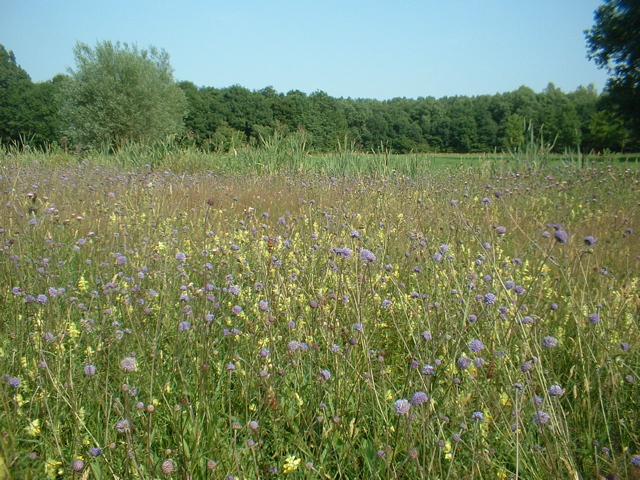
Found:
0,151 -> 639,479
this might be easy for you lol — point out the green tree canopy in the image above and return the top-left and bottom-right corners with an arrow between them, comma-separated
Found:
58,41 -> 187,149
0,44 -> 34,145
585,0 -> 640,135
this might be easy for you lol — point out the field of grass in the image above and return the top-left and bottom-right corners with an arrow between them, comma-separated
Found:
1,152 -> 639,479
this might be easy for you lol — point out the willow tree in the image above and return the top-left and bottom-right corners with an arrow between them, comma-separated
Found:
59,41 -> 187,149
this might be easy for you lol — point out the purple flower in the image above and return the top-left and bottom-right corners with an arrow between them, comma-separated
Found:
533,410 -> 551,424
457,356 -> 471,369
411,391 -> 429,406
468,314 -> 477,323
588,313 -> 600,324
319,369 -> 331,381
360,249 -> 376,262
554,230 -> 569,244
353,322 -> 364,332
584,236 -> 596,246
350,230 -> 361,238
631,454 -> 640,467
520,316 -> 534,325
394,398 -> 411,415
258,300 -> 269,311
72,459 -> 85,472
226,363 -> 236,371
421,364 -> 435,375
228,285 -> 240,295
468,339 -> 484,353
421,331 -> 432,341
176,252 -> 187,262
521,362 -> 534,372
231,305 -> 243,315
7,377 -> 21,388
514,285 -> 525,295
116,418 -> 131,433
84,364 -> 97,376
179,321 -> 191,331
381,299 -> 392,309
471,411 -> 484,422
548,384 -> 564,396
120,357 -> 136,372
496,226 -> 507,235
484,293 -> 496,305
89,447 -> 103,457
542,336 -> 558,348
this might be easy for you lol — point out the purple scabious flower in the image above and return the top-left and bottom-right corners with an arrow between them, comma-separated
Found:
548,384 -> 564,396
120,357 -> 136,372
84,364 -> 97,376
381,299 -> 392,309
468,314 -> 478,323
331,247 -> 352,258
175,252 -> 187,262
89,447 -> 103,457
318,369 -> 331,381
411,391 -> 429,406
353,322 -> 364,332
468,339 -> 484,353
394,398 -> 411,415
457,356 -> 472,369
505,280 -> 515,290
484,293 -> 496,305
179,321 -> 191,331
474,357 -> 486,367
496,226 -> 507,235
360,249 -> 376,262
631,454 -> 640,467
258,300 -> 269,311
514,285 -> 525,295
588,313 -> 600,324
520,315 -> 534,325
421,330 -> 432,341
421,364 -> 435,375
554,230 -> 569,244
7,377 -> 21,387
584,236 -> 596,246
533,410 -> 551,424
471,411 -> 484,422
542,336 -> 558,348
231,305 -> 243,315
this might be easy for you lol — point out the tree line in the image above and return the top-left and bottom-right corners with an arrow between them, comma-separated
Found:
1,40 -> 637,154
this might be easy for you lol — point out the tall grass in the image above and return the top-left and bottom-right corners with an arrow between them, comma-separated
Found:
0,152 -> 639,479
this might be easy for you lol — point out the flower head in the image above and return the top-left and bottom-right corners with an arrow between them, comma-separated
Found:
120,357 -> 136,372
411,391 -> 429,406
394,398 -> 411,415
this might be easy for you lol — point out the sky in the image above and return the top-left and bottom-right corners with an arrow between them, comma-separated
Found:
3,0 -> 609,100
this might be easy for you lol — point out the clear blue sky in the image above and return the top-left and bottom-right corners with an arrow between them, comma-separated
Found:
3,0 -> 609,100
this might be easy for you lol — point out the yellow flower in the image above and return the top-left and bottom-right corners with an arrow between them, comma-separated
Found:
77,276 -> 88,292
25,419 -> 41,436
283,455 -> 301,474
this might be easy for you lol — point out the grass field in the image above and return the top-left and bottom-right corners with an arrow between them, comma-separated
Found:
1,152 -> 639,479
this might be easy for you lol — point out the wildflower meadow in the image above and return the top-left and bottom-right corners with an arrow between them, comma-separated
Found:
0,154 -> 639,479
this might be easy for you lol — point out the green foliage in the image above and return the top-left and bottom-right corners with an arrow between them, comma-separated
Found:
586,0 -> 640,138
58,41 -> 187,150
0,45 -> 61,147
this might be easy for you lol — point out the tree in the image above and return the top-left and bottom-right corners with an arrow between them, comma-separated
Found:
0,44 -> 34,145
585,0 -> 640,134
58,41 -> 187,149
